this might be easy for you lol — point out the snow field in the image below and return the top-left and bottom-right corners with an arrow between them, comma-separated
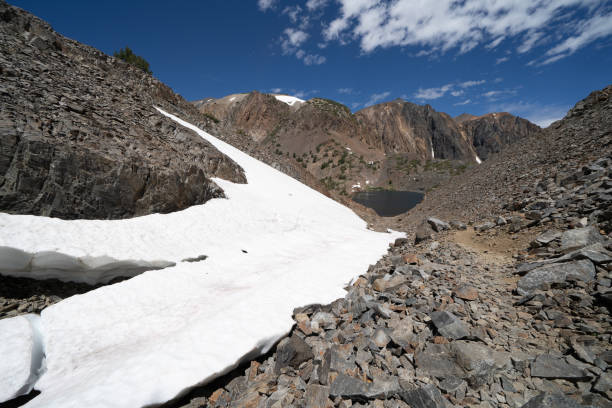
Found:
273,94 -> 305,106
0,107 -> 403,408
0,314 -> 44,402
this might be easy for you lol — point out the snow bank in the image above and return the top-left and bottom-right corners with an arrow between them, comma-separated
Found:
273,94 -> 305,106
0,246 -> 174,284
0,314 -> 44,403
0,108 -> 402,408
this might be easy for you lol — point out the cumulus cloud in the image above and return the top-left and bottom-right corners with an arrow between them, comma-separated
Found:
306,0 -> 328,11
451,90 -> 464,97
257,0 -> 276,11
279,28 -> 325,65
302,53 -> 326,65
282,28 -> 309,50
338,88 -> 353,94
320,0 -> 611,64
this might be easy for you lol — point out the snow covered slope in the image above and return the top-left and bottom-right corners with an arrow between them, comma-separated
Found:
273,94 -> 305,106
0,108 -> 401,408
0,315 -> 44,402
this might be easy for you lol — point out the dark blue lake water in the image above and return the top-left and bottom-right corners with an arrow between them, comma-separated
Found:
352,190 -> 424,217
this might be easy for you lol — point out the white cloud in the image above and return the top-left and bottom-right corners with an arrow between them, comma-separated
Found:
280,28 -> 325,65
539,11 -> 612,64
459,80 -> 485,88
489,101 -> 570,127
306,0 -> 328,11
319,0 -> 611,64
414,84 -> 453,100
283,28 -> 309,49
270,88 -> 283,93
282,5 -> 302,24
454,99 -> 472,106
451,90 -> 464,97
257,0 -> 276,11
496,56 -> 509,64
338,88 -> 353,94
303,53 -> 327,65
365,91 -> 391,107
482,89 -> 518,100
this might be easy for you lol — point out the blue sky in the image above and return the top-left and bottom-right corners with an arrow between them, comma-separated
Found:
12,0 -> 612,126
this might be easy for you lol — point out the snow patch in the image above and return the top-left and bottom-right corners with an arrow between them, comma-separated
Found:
3,107 -> 402,408
475,155 -> 482,164
0,246 -> 175,284
229,96 -> 236,102
0,314 -> 45,403
431,147 -> 435,159
273,94 -> 305,106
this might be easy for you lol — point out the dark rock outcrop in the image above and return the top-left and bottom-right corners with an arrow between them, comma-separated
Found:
0,1 -> 245,219
460,112 -> 541,160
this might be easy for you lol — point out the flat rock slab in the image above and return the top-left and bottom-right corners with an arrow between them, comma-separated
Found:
517,259 -> 595,295
430,311 -> 469,339
560,226 -> 604,253
426,217 -> 450,232
531,355 -> 590,380
454,285 -> 478,301
521,392 -> 586,408
399,384 -> 449,408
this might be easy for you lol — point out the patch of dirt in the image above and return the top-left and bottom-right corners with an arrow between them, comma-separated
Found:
449,226 -> 541,266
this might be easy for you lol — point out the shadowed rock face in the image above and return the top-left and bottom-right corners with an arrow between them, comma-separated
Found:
0,1 -> 245,220
459,113 -> 541,160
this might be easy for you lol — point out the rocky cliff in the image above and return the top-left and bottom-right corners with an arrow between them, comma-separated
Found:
459,112 -> 541,160
0,1 -> 245,220
195,92 -> 540,195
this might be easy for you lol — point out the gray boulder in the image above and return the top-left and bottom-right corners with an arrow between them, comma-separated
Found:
560,226 -> 604,253
530,354 -> 591,380
427,217 -> 450,232
517,259 -> 596,295
430,311 -> 469,339
521,392 -> 586,408
399,384 -> 450,408
274,335 -> 314,374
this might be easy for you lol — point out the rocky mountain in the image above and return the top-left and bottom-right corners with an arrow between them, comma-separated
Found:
460,112 -> 542,161
0,1 -> 245,220
195,92 -> 540,195
399,83 -> 612,228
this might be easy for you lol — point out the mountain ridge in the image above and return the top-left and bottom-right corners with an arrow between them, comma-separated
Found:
194,91 -> 541,195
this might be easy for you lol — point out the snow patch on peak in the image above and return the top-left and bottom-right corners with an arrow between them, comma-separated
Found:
475,155 -> 482,164
273,94 -> 305,106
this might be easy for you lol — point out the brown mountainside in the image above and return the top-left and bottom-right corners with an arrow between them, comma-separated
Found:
195,92 -> 541,195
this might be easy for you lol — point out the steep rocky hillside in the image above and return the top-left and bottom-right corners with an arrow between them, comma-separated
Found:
0,1 -> 245,220
195,92 -> 540,196
399,84 -> 612,229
